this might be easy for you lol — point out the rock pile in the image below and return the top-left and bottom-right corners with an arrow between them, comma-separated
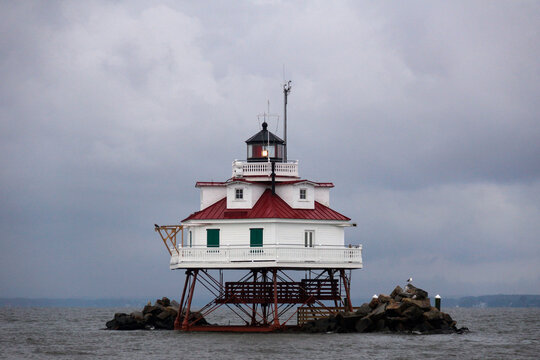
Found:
301,285 -> 469,334
105,297 -> 208,330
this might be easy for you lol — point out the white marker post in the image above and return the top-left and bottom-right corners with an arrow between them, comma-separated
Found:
435,294 -> 441,310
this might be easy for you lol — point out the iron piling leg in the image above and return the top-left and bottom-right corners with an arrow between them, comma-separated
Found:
182,269 -> 199,330
174,270 -> 192,330
340,269 -> 353,312
272,269 -> 279,328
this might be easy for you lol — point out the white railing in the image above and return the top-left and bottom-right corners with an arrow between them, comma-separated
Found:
232,160 -> 299,178
169,245 -> 362,267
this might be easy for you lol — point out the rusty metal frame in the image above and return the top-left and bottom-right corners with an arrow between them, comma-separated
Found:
174,268 -> 354,332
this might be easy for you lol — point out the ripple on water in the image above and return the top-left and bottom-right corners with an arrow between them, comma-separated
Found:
0,307 -> 539,359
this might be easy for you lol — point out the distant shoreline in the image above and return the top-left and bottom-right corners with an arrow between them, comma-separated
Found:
1,294 -> 539,308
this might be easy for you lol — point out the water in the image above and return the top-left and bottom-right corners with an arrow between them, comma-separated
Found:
0,307 -> 538,359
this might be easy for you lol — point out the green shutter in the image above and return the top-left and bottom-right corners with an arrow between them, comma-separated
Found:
207,229 -> 220,248
250,228 -> 263,247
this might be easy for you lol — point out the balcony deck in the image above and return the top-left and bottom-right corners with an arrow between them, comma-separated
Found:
168,245 -> 362,270
232,160 -> 299,178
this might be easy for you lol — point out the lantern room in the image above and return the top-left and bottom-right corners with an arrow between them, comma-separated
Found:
245,122 -> 285,162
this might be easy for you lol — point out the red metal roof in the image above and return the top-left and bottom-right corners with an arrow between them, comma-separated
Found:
182,189 -> 350,222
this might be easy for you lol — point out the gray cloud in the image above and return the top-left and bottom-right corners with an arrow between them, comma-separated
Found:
1,1 -> 539,298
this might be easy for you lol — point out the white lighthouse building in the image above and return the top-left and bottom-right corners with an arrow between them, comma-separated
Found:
156,89 -> 362,332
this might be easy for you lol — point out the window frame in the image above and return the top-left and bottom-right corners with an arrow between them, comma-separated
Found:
299,188 -> 307,200
304,230 -> 314,247
235,188 -> 244,200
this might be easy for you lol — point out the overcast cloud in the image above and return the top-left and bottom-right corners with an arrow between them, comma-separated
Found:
1,0 -> 539,299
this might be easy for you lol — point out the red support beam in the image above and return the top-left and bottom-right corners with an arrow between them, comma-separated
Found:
340,269 -> 353,312
174,270 -> 192,330
272,269 -> 279,328
182,269 -> 199,330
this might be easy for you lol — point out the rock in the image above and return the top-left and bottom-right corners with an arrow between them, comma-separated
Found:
442,312 -> 453,323
404,284 -> 428,300
386,300 -> 411,316
337,313 -> 363,332
413,321 -> 434,333
299,283 -> 465,334
143,313 -> 154,323
307,316 -> 336,332
402,303 -> 425,322
368,297 -> 380,309
106,313 -> 145,330
423,308 -> 443,322
161,297 -> 171,307
165,306 -> 178,315
157,311 -> 172,321
375,319 -> 387,331
355,317 -> 372,332
105,298 -> 208,331
177,311 -> 209,326
390,286 -> 403,299
355,303 -> 371,317
143,305 -> 162,316
130,311 -> 144,321
386,316 -> 408,331
402,298 -> 431,310
370,303 -> 387,320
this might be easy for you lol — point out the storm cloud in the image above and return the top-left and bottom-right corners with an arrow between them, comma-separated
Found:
1,1 -> 539,299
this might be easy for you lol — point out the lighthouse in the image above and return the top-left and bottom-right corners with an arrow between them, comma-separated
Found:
155,86 -> 363,331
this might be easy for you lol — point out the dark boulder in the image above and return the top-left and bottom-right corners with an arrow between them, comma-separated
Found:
402,304 -> 424,322
368,297 -> 379,309
370,303 -> 387,320
404,284 -> 428,300
160,297 -> 171,307
106,298 -> 207,331
402,298 -> 431,311
354,317 -> 373,332
354,303 -> 371,318
106,313 -> 146,330
390,286 -> 403,299
377,294 -> 393,304
299,283 -> 465,334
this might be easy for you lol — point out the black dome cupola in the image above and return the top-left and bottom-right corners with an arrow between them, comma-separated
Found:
245,122 -> 284,162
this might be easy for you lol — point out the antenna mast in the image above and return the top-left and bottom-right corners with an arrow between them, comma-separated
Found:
283,80 -> 292,162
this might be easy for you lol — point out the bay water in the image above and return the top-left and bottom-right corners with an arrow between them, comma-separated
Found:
1,306 -> 538,359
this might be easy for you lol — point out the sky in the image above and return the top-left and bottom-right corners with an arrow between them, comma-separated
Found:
1,0 -> 539,300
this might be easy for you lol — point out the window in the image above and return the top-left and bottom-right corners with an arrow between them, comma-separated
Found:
250,228 -> 263,247
189,231 -> 193,248
206,229 -> 220,248
235,188 -> 243,200
304,230 -> 314,247
247,144 -> 276,158
299,188 -> 307,200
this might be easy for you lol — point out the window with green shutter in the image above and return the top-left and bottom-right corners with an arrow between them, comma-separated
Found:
207,229 -> 220,248
250,228 -> 263,247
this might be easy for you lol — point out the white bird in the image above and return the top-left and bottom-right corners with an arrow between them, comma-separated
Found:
407,277 -> 413,283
